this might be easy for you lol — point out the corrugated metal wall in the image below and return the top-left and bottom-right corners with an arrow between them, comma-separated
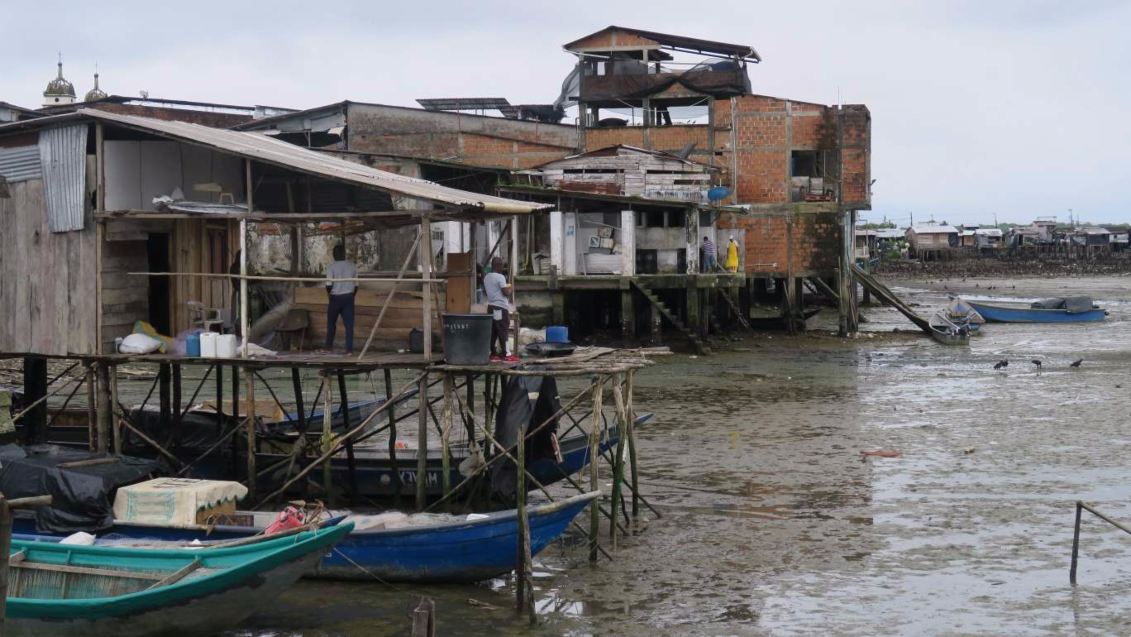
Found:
38,124 -> 88,233
0,145 -> 43,182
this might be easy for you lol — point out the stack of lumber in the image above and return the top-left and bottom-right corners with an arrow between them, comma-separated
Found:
291,286 -> 442,351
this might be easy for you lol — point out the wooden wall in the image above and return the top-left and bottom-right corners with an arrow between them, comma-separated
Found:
0,176 -> 98,356
100,237 -> 150,352
291,286 -> 441,352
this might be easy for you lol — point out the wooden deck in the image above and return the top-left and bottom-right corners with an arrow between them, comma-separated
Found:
86,351 -> 441,370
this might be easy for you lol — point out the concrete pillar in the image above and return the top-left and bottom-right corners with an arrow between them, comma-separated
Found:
563,213 -> 578,275
620,210 -> 635,276
684,207 -> 699,275
550,210 -> 564,275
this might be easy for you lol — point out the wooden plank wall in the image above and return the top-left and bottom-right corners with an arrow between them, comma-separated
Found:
291,286 -> 442,351
100,238 -> 149,352
0,175 -> 98,356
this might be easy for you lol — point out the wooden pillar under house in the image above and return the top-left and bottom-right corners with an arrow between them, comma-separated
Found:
158,364 -> 171,432
385,369 -> 402,508
96,362 -> 111,454
588,377 -> 605,562
85,365 -> 96,452
321,373 -> 333,506
416,373 -> 430,511
244,368 -> 257,503
109,364 -> 121,455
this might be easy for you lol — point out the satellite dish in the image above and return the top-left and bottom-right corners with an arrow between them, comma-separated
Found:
707,186 -> 730,202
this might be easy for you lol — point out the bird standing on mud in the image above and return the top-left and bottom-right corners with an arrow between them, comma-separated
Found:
993,360 -> 1009,370
1031,360 -> 1042,372
1070,359 -> 1083,368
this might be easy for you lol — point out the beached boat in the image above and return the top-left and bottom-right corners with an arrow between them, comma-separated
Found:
946,296 -> 984,331
965,297 -> 1107,323
15,493 -> 598,584
929,311 -> 970,346
2,523 -> 352,637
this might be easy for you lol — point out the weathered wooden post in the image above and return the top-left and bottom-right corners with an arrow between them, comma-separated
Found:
610,373 -> 628,549
84,365 -> 96,452
440,374 -> 453,509
1070,501 -> 1083,584
109,364 -> 121,455
337,370 -> 358,503
626,369 -> 640,518
416,372 -> 429,511
588,376 -> 605,562
515,378 -> 535,622
320,373 -> 333,506
411,597 -> 436,637
96,361 -> 111,454
385,369 -> 402,507
245,367 -> 257,503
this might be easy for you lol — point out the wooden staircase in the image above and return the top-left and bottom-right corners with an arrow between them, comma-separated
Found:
630,282 -> 712,355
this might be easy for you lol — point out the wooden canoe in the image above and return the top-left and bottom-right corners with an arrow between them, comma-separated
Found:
2,523 -> 352,637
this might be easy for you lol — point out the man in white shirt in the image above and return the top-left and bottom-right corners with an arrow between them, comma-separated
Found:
323,244 -> 358,354
483,257 -> 516,362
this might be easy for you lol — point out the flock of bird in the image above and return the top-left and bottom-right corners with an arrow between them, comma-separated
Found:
992,358 -> 1083,370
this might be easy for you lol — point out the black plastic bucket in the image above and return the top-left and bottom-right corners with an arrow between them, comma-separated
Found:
441,313 -> 492,365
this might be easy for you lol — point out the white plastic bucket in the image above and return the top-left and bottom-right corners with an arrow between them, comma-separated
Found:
216,334 -> 237,358
199,332 -> 218,357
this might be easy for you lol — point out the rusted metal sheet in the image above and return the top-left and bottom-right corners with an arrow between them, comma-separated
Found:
6,109 -> 547,215
39,124 -> 88,232
0,144 -> 42,183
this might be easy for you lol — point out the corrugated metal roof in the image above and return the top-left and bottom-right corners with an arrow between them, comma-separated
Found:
0,109 -> 547,215
39,124 -> 87,232
909,223 -> 959,234
0,145 -> 43,182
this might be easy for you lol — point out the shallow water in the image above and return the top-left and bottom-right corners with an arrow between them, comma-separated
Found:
228,276 -> 1131,636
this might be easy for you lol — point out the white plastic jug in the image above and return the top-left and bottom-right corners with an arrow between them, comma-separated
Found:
216,334 -> 237,358
199,332 -> 218,357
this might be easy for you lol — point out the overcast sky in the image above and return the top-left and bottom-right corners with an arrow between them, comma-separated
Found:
7,1 -> 1130,225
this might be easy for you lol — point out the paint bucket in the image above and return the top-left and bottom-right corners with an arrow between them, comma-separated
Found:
216,334 -> 237,358
441,313 -> 492,365
199,332 -> 218,358
186,331 -> 202,357
546,326 -> 569,343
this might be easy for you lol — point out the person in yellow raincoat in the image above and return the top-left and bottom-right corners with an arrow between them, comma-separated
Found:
725,236 -> 740,272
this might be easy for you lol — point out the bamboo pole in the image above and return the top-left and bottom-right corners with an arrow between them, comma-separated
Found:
356,229 -> 422,360
588,378 -> 604,561
240,161 -> 252,356
258,370 -> 427,505
440,374 -> 453,509
245,368 -> 257,502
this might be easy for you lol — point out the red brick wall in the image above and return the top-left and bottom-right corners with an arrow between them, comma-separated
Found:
585,127 -> 645,149
720,212 -> 842,275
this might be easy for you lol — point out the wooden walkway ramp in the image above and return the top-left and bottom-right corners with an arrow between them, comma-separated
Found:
850,264 -> 931,334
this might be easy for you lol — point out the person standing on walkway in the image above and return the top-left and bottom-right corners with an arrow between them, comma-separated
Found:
725,236 -> 740,272
323,244 -> 358,354
701,235 -> 717,271
484,256 -> 517,362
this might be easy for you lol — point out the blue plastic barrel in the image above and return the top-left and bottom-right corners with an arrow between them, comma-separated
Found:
546,326 -> 569,343
186,331 -> 202,357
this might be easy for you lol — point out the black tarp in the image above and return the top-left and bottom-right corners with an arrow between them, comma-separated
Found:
0,444 -> 161,533
1031,297 -> 1095,313
489,372 -> 562,498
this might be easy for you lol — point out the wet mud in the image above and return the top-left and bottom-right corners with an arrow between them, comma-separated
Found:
230,275 -> 1131,636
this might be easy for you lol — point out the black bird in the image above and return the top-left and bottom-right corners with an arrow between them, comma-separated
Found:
993,360 -> 1009,370
1031,360 -> 1042,369
1070,359 -> 1083,368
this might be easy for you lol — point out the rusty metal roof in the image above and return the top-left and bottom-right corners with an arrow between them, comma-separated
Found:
564,26 -> 761,62
0,109 -> 547,215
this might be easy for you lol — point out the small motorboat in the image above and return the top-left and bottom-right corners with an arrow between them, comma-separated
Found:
13,493 -> 598,584
964,296 -> 1107,323
929,311 -> 970,346
2,523 -> 352,637
946,296 -> 984,331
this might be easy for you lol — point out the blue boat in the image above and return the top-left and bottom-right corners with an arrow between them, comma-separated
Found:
965,297 -> 1107,323
251,414 -> 652,498
13,492 -> 599,584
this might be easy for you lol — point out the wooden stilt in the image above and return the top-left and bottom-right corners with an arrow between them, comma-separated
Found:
321,373 -> 334,506
610,373 -> 628,549
416,373 -> 429,511
215,364 -> 224,438
626,369 -> 640,518
244,368 -> 257,502
337,370 -> 358,502
110,364 -> 121,455
515,379 -> 534,621
96,362 -> 110,454
588,377 -> 604,562
158,364 -> 171,432
229,365 -> 239,478
440,374 -> 453,509
85,365 -> 96,452
385,369 -> 402,507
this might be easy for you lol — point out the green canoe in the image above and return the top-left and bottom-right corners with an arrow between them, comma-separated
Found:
3,522 -> 353,636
